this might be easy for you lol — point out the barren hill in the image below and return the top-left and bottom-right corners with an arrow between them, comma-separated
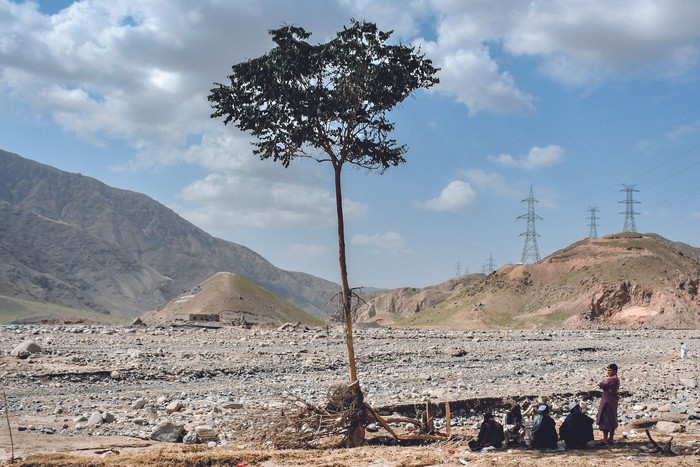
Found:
378,233 -> 700,329
0,149 -> 340,322
355,274 -> 486,324
141,272 -> 324,327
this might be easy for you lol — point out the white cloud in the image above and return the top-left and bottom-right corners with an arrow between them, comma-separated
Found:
177,171 -> 367,229
488,145 -> 565,169
426,44 -> 535,115
351,231 -> 410,255
667,120 -> 700,141
287,243 -> 327,259
464,169 -> 520,199
415,180 -> 477,211
502,0 -> 700,87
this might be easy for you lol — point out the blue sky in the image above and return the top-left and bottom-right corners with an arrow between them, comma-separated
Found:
2,0 -> 700,289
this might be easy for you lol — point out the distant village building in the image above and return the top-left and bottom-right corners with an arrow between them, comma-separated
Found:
188,313 -> 220,322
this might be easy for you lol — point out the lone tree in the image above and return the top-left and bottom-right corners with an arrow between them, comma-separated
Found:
209,19 -> 438,445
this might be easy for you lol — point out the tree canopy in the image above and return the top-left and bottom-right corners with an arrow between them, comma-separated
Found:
209,19 -> 439,171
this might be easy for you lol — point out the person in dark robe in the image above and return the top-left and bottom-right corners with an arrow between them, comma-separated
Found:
559,402 -> 594,448
530,404 -> 558,450
596,363 -> 620,445
469,412 -> 505,451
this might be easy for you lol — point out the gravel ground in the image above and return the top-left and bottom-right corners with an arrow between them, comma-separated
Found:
0,323 -> 699,465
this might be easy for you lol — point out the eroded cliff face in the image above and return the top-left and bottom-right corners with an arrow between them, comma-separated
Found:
586,282 -> 652,319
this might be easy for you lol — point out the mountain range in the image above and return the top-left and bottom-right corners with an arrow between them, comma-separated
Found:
0,149 -> 340,322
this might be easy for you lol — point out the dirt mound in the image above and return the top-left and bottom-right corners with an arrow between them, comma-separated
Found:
140,272 -> 325,327
385,233 -> 700,329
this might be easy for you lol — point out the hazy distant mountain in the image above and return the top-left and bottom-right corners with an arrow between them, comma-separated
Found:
379,233 -> 700,329
0,149 -> 340,321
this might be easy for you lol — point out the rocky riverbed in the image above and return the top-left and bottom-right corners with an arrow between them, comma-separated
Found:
1,323 -> 699,464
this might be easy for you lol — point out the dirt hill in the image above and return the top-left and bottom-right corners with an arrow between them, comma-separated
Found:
373,233 -> 700,329
141,272 -> 325,327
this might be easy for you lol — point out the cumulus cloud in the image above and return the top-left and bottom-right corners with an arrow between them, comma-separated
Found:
351,231 -> 410,255
415,180 -> 477,211
488,145 -> 565,169
178,171 -> 367,229
464,169 -> 520,199
502,0 -> 700,87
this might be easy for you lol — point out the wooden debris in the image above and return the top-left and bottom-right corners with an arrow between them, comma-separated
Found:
645,427 -> 676,455
364,401 -> 451,442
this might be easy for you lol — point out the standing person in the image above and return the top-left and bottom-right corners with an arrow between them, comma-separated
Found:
559,402 -> 594,448
680,342 -> 688,360
596,363 -> 620,445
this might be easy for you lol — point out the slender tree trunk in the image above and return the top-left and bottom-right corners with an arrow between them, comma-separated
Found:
333,162 -> 365,447
333,163 -> 358,383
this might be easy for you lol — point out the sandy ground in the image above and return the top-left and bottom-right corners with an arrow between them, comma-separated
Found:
1,430 -> 699,466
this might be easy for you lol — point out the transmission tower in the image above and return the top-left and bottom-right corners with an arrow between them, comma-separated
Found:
587,207 -> 600,238
619,184 -> 640,232
482,254 -> 496,275
518,186 -> 542,263
455,260 -> 461,277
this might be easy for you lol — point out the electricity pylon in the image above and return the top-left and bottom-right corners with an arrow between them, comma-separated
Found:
518,186 -> 542,263
619,184 -> 640,232
482,253 -> 496,274
587,207 -> 599,238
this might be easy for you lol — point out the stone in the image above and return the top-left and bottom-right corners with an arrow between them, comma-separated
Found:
131,398 -> 147,410
220,402 -> 244,410
655,420 -> 684,434
166,400 -> 184,414
102,412 -> 116,424
110,370 -> 122,380
11,340 -> 41,358
87,411 -> 104,426
195,425 -> 218,442
182,431 -> 200,444
150,420 -> 185,443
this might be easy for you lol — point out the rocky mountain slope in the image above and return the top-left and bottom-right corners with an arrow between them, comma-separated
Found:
367,233 -> 700,329
141,272 -> 325,326
0,149 -> 340,321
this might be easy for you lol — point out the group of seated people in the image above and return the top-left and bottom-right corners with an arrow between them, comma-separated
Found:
468,401 -> 594,451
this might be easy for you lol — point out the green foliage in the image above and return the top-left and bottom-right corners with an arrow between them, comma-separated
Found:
209,20 -> 439,171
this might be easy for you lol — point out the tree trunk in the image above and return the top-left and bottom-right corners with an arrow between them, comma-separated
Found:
333,162 -> 365,446
333,163 -> 358,383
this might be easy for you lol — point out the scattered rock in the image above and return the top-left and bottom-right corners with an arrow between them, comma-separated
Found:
150,420 -> 185,443
182,431 -> 200,444
166,400 -> 184,414
87,411 -> 104,426
11,339 -> 41,358
655,420 -> 684,434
